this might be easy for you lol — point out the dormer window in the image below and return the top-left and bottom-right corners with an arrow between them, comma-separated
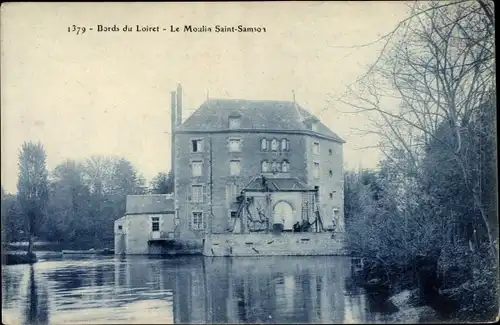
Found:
271,139 -> 278,151
311,122 -> 318,132
229,117 -> 240,129
228,112 -> 241,129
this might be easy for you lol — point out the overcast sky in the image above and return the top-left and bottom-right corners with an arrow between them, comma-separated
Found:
1,2 -> 410,194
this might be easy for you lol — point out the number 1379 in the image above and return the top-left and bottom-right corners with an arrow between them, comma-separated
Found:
68,25 -> 86,35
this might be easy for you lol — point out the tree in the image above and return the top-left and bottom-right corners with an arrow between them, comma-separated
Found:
1,188 -> 25,245
340,0 -> 495,250
339,0 -> 497,319
150,171 -> 174,194
82,156 -> 115,196
111,158 -> 147,196
80,156 -> 146,245
17,141 -> 49,255
46,159 -> 91,242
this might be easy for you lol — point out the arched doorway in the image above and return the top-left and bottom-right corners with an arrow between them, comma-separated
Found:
273,201 -> 294,230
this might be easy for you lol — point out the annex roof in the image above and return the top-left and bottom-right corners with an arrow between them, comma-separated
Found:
125,194 -> 174,215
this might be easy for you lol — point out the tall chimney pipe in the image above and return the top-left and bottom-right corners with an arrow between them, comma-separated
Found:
171,90 -> 177,189
176,83 -> 182,126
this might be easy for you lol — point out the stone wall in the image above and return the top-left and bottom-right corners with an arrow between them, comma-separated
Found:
203,232 -> 348,257
114,212 -> 176,255
175,130 -> 344,247
305,136 -> 344,231
175,132 -> 309,240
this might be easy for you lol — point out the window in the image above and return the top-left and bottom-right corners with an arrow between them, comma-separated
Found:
229,117 -> 241,129
191,139 -> 203,152
329,170 -> 333,177
191,185 -> 204,202
312,142 -> 320,155
329,149 -> 333,156
271,139 -> 278,151
151,217 -> 160,232
229,138 -> 241,152
262,160 -> 270,172
192,212 -> 204,230
281,160 -> 290,172
191,161 -> 203,177
261,138 -> 268,151
226,184 -> 240,203
230,211 -> 238,218
271,161 -> 279,172
229,160 -> 241,176
312,122 -> 318,132
329,192 -> 333,199
118,225 -> 122,230
313,162 -> 320,178
281,139 -> 289,151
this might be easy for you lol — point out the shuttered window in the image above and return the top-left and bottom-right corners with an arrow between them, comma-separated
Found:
191,161 -> 203,177
191,185 -> 204,202
229,160 -> 241,176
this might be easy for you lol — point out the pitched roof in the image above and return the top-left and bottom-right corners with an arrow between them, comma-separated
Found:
176,99 -> 344,143
125,194 -> 174,215
242,176 -> 316,192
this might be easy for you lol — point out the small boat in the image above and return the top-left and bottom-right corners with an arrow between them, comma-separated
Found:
62,248 -> 114,255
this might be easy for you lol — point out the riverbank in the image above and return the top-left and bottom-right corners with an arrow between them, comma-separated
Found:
353,250 -> 499,323
5,240 -> 113,251
3,252 -> 37,265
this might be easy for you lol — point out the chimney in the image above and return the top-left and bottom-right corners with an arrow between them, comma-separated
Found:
171,90 -> 177,186
176,83 -> 183,126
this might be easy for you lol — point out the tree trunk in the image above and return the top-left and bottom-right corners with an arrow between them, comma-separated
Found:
27,211 -> 35,260
27,235 -> 34,256
457,156 -> 495,257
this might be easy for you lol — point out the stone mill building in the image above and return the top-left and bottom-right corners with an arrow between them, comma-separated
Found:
115,84 -> 346,255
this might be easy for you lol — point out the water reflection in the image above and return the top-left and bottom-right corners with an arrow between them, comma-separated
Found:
2,255 -> 395,324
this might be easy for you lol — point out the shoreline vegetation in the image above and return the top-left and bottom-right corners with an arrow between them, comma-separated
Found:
1,155 -> 173,255
341,1 -> 497,322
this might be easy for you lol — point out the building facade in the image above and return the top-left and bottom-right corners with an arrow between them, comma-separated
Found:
114,194 -> 176,255
173,97 -> 345,251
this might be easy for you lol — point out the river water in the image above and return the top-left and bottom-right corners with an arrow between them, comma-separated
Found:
2,255 -> 399,324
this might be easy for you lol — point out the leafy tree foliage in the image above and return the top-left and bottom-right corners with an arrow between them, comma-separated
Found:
3,152 -> 150,249
1,188 -> 25,244
16,142 -> 49,254
150,171 -> 174,194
